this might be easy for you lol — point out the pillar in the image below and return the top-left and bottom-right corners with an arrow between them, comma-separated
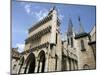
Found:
66,57 -> 70,71
70,59 -> 73,70
39,62 -> 42,72
34,60 -> 39,73
44,54 -> 48,72
74,61 -> 78,70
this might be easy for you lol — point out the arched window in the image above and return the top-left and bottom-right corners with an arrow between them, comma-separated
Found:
83,64 -> 89,70
56,33 -> 58,44
81,40 -> 85,51
71,37 -> 73,47
68,38 -> 69,45
55,54 -> 58,70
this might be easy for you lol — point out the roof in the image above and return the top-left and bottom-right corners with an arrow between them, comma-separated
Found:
75,32 -> 89,39
67,18 -> 73,36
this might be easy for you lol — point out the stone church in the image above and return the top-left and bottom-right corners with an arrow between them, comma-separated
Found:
11,7 -> 96,74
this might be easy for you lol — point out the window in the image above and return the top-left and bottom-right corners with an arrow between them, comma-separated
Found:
68,38 -> 69,45
81,40 -> 85,51
55,55 -> 57,70
71,37 -> 73,47
56,33 -> 57,44
13,64 -> 16,70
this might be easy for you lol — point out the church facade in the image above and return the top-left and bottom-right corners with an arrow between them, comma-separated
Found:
11,7 -> 96,74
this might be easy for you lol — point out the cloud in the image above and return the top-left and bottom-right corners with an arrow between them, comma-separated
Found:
57,8 -> 64,21
34,9 -> 48,21
23,3 -> 48,21
16,43 -> 25,53
24,4 -> 32,14
59,14 -> 64,21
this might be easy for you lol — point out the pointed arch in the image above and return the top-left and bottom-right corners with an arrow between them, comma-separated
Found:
24,53 -> 36,74
37,50 -> 45,73
83,64 -> 89,70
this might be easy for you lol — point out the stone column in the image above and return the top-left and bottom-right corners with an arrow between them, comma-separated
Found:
74,61 -> 78,70
39,62 -> 42,72
73,60 -> 75,70
44,54 -> 48,72
34,60 -> 39,73
71,59 -> 74,70
66,57 -> 70,71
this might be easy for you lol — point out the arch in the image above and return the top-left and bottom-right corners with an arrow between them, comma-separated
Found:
24,53 -> 36,74
18,56 -> 24,74
83,64 -> 89,70
37,50 -> 45,73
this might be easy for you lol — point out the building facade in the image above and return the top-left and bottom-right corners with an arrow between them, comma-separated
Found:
15,7 -> 62,74
11,7 -> 96,74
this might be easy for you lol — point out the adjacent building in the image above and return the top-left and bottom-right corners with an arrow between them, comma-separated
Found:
11,47 -> 21,74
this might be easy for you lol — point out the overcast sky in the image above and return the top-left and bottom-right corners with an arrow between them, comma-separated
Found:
12,0 -> 96,52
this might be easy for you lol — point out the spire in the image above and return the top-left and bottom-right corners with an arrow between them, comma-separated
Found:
48,5 -> 56,15
52,5 -> 56,10
67,18 -> 73,36
78,16 -> 84,33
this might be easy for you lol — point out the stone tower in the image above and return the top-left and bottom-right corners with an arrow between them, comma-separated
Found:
15,6 -> 62,74
62,18 -> 78,71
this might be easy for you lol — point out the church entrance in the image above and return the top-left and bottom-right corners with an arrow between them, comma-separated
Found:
37,50 -> 45,73
24,53 -> 35,74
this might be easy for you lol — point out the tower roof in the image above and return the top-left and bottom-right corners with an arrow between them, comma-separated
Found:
78,16 -> 85,33
48,5 -> 56,15
67,18 -> 73,36
75,16 -> 88,39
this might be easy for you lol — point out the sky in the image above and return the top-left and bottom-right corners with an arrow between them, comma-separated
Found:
12,0 -> 96,53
